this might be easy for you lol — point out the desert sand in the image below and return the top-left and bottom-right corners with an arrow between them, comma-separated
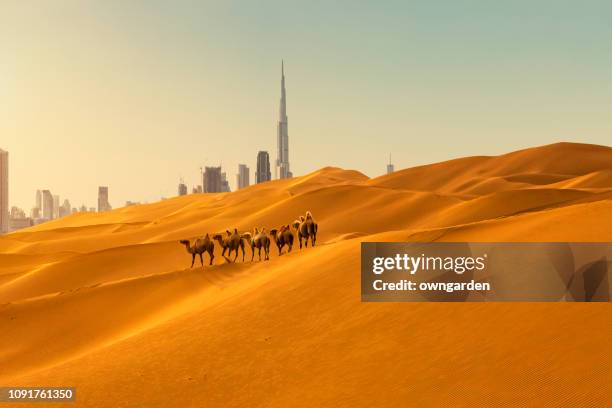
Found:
1,142 -> 611,407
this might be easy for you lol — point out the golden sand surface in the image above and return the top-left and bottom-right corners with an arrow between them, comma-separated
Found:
1,142 -> 610,407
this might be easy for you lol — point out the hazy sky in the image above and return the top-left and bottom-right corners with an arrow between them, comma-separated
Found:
2,1 -> 610,210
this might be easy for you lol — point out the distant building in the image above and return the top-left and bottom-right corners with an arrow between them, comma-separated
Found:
9,207 -> 31,231
386,153 -> 395,174
0,149 -> 7,233
236,164 -> 250,190
52,195 -> 60,219
10,206 -> 25,219
35,190 -> 42,212
32,189 -> 42,220
59,199 -> 71,218
89,207 -> 96,213
275,61 -> 292,179
9,217 -> 33,232
221,172 -> 231,192
192,185 -> 202,194
256,151 -> 271,184
30,207 -> 41,219
79,204 -> 87,212
125,201 -> 140,207
98,186 -> 111,212
203,166 -> 222,193
178,181 -> 188,196
41,190 -> 54,220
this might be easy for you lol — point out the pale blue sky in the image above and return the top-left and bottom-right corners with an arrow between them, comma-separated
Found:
1,1 -> 611,209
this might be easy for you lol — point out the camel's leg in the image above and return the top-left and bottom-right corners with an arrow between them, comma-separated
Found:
199,253 -> 204,266
190,253 -> 195,268
241,242 -> 245,262
298,235 -> 302,249
305,235 -> 309,248
258,247 -> 262,261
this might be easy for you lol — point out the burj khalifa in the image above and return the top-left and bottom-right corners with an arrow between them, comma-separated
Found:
276,61 -> 292,179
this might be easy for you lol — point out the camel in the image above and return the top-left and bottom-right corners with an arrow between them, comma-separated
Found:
292,217 -> 303,232
246,227 -> 271,261
295,211 -> 318,249
270,225 -> 294,255
179,234 -> 215,267
213,229 -> 246,262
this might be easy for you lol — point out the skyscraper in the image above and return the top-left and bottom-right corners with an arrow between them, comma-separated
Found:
256,151 -> 271,184
59,199 -> 71,218
203,166 -> 222,193
41,190 -> 54,220
30,207 -> 41,220
386,153 -> 395,174
178,181 -> 188,196
275,61 -> 292,179
221,172 -> 231,192
35,190 -> 42,211
236,164 -> 250,190
0,149 -> 8,233
52,195 -> 60,219
98,186 -> 111,212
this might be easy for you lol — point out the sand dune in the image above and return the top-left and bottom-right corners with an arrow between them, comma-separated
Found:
1,142 -> 611,407
369,142 -> 612,196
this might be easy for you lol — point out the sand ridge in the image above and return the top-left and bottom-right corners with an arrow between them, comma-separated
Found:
0,142 -> 610,407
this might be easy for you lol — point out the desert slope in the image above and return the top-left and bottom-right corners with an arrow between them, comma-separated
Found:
0,142 -> 611,407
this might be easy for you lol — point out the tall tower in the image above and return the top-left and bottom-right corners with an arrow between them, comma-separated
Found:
386,153 -> 395,174
98,186 -> 111,212
0,149 -> 8,233
52,195 -> 60,219
41,190 -> 54,220
178,179 -> 188,196
276,61 -> 292,179
256,151 -> 271,184
236,164 -> 250,190
35,190 -> 42,211
203,167 -> 222,193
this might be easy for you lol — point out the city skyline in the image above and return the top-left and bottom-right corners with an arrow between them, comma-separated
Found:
2,1 -> 611,210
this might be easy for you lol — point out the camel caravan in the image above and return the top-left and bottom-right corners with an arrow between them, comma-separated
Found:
180,211 -> 318,268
